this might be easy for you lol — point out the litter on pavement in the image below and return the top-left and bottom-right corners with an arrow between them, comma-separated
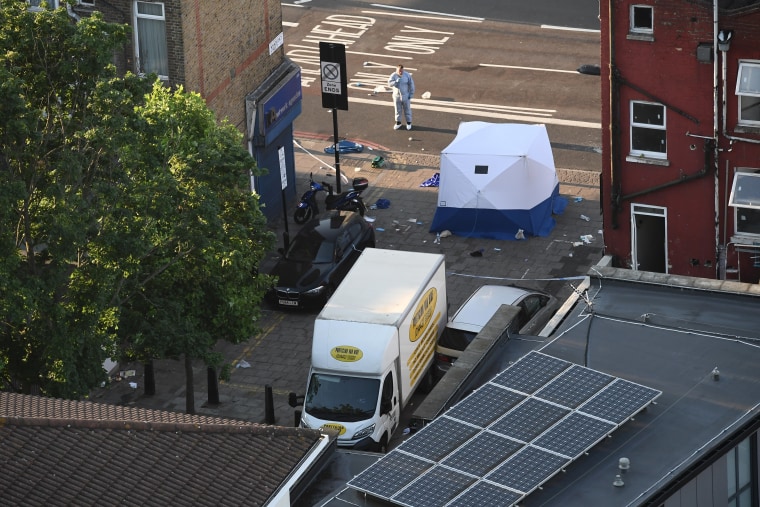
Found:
323,140 -> 364,154
420,173 -> 440,187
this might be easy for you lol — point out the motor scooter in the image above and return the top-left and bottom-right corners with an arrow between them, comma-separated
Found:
293,173 -> 327,224
322,177 -> 368,216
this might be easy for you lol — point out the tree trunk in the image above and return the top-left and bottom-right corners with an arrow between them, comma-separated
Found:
207,366 -> 219,406
184,354 -> 195,414
143,360 -> 156,396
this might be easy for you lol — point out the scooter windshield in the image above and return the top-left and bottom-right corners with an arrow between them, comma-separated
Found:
304,373 -> 380,422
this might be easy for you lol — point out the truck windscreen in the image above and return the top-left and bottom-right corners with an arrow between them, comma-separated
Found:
304,373 -> 380,422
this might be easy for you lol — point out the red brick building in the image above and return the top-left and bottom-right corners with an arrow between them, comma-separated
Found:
600,0 -> 760,282
67,0 -> 302,220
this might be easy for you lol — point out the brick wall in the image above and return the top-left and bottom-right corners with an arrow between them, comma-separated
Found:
181,0 -> 284,129
601,0 -> 760,280
92,0 -> 284,132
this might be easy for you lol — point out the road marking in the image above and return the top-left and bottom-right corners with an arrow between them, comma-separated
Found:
348,95 -> 601,129
480,63 -> 580,74
233,312 -> 285,366
541,24 -> 601,34
363,9 -> 483,22
283,21 -> 299,28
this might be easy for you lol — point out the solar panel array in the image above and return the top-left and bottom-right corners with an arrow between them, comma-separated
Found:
348,350 -> 661,507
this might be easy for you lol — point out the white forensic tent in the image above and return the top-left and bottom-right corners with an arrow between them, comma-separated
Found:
429,122 -> 563,240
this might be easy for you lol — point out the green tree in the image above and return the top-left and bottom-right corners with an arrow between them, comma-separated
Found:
0,1 -> 139,397
1,2 -> 275,408
114,82 -> 275,413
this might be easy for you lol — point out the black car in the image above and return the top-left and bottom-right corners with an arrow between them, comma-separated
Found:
265,211 -> 375,310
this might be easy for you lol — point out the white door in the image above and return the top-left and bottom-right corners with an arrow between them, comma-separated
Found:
631,203 -> 668,273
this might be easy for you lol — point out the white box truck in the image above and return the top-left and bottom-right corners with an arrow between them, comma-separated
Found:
300,248 -> 446,452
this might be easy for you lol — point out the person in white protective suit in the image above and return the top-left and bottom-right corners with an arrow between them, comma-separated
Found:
387,64 -> 415,130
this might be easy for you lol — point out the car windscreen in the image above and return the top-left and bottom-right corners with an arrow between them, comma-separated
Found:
304,373 -> 380,422
438,327 -> 477,352
286,230 -> 335,263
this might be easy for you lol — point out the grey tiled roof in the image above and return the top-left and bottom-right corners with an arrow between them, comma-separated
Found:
0,392 -> 324,506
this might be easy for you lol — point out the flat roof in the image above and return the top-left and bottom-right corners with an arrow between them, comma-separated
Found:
528,274 -> 760,506
309,269 -> 760,507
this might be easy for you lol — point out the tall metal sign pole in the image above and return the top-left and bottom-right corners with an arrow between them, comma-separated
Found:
319,42 -> 348,193
278,145 -> 290,251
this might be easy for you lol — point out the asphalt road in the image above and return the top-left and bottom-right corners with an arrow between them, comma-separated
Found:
283,1 -> 602,173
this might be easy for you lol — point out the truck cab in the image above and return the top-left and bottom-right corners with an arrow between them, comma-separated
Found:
302,367 -> 398,452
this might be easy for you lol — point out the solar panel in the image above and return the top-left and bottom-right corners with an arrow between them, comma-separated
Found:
448,481 -> 521,507
486,445 -> 570,493
392,466 -> 476,507
348,451 -> 433,500
445,383 -> 525,427
442,431 -> 522,476
489,397 -> 569,442
533,412 -> 616,458
348,350 -> 661,507
396,416 -> 480,462
579,377 -> 662,424
536,364 -> 614,408
491,351 -> 571,394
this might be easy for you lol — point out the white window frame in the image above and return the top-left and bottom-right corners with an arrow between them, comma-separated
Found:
28,0 -> 60,10
630,100 -> 667,159
630,203 -> 668,273
630,5 -> 654,34
134,1 -> 169,80
729,169 -> 760,238
736,61 -> 760,126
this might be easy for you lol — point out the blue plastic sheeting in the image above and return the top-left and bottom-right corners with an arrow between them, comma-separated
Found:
324,140 -> 364,154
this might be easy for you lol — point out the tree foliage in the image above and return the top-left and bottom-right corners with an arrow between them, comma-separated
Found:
114,83 -> 275,382
0,1 -> 275,401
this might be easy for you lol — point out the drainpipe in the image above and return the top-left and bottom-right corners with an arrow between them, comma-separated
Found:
66,2 -> 80,21
714,0 -> 722,279
620,138 -> 712,201
608,0 -> 621,229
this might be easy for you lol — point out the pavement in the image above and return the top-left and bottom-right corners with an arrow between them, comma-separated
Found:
89,134 -> 604,428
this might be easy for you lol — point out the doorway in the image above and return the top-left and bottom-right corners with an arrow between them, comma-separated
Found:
631,203 -> 667,273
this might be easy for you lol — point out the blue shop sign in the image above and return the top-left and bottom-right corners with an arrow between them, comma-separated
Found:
259,67 -> 302,145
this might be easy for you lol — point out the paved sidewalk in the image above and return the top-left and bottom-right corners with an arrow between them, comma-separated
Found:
89,136 -> 604,426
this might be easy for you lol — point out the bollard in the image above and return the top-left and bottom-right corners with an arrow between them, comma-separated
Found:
265,384 -> 275,424
207,367 -> 220,406
294,409 -> 302,428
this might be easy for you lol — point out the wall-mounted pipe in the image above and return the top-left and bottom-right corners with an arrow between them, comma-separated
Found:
620,139 -> 713,201
609,0 -> 621,229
